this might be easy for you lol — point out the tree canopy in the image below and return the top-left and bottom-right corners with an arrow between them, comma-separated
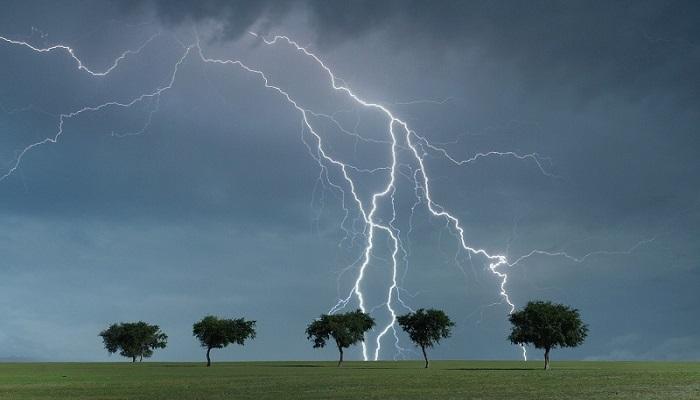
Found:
508,300 -> 588,369
192,315 -> 256,366
305,309 -> 375,367
397,308 -> 455,368
99,321 -> 167,362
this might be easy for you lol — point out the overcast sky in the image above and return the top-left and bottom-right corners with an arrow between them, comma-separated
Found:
0,0 -> 698,362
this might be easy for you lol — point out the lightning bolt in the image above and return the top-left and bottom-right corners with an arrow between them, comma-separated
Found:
0,28 -> 658,363
0,35 -> 190,182
244,32 -> 537,360
508,236 -> 659,268
0,32 -> 160,77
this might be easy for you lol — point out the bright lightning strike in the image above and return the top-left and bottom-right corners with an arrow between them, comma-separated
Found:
248,33 -> 531,360
0,28 -> 657,363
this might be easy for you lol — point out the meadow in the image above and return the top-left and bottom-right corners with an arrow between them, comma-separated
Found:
1,360 -> 698,399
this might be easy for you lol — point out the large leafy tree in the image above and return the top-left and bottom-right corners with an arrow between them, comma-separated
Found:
397,308 -> 455,368
508,301 -> 588,369
99,321 -> 167,362
305,309 -> 375,367
192,315 -> 256,367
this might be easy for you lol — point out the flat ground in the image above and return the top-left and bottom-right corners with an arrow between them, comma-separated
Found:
1,361 -> 698,399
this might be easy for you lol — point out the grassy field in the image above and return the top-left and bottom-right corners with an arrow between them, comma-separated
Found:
0,360 -> 698,399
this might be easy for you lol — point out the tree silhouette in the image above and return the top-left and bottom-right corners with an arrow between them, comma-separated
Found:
192,315 -> 256,367
305,309 -> 375,367
99,321 -> 167,362
397,308 -> 454,368
508,301 -> 588,369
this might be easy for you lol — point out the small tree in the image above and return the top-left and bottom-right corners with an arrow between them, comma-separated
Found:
306,309 -> 375,367
397,308 -> 455,368
192,315 -> 256,367
99,321 -> 167,362
508,301 -> 588,370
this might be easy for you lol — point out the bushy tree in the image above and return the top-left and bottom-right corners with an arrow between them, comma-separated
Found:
99,321 -> 167,362
305,309 -> 375,367
508,301 -> 588,369
192,315 -> 256,367
397,308 -> 455,368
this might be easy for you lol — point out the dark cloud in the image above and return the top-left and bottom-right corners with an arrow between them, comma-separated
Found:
125,0 -> 295,39
132,0 -> 700,104
0,1 -> 698,362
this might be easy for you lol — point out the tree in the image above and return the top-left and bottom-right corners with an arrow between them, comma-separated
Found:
508,301 -> 588,370
99,321 -> 167,362
397,308 -> 455,368
192,315 -> 256,367
305,309 -> 375,367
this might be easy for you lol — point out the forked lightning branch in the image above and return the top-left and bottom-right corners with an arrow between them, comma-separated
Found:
0,30 -> 651,361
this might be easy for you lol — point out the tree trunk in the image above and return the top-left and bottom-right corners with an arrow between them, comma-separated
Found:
421,345 -> 429,369
337,345 -> 344,367
132,356 -> 136,363
206,347 -> 212,367
139,354 -> 143,362
544,347 -> 551,370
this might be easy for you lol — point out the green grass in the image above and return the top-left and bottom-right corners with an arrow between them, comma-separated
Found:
1,361 -> 698,399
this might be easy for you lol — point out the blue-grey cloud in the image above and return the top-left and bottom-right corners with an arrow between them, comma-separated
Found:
0,0 -> 698,362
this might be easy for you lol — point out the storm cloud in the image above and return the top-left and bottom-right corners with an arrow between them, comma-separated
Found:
132,0 -> 700,105
0,0 -> 698,362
